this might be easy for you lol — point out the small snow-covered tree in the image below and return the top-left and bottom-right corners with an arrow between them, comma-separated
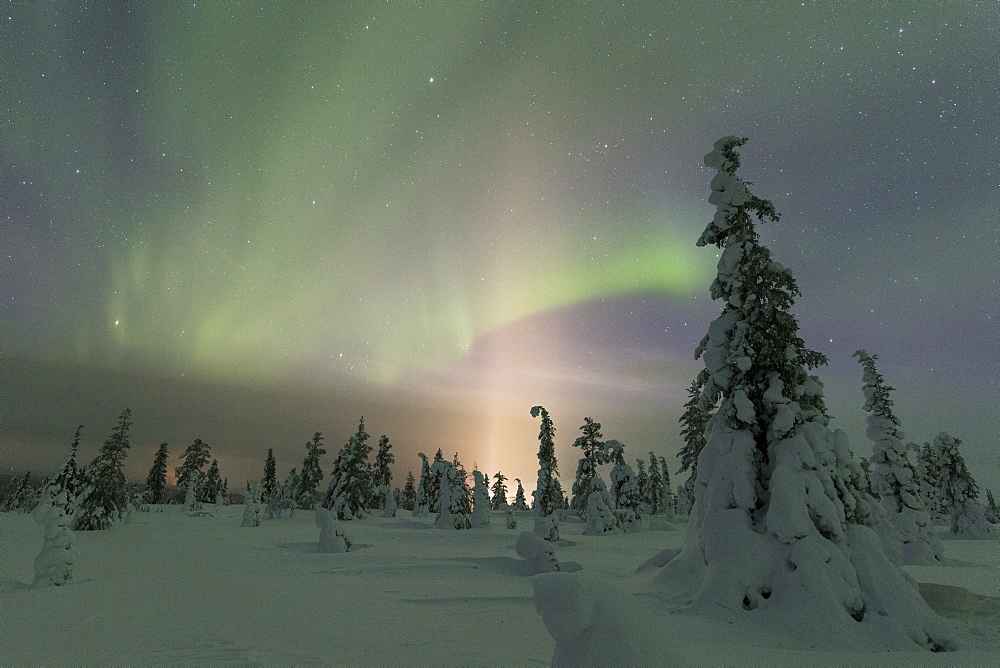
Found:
401,471 -> 417,511
490,471 -> 509,510
607,440 -> 642,533
582,477 -> 621,535
174,438 -> 210,502
49,425 -> 84,516
660,456 -> 676,518
298,432 -> 327,509
324,418 -> 372,520
412,453 -> 433,517
853,350 -> 941,564
145,442 -> 169,504
512,478 -> 529,511
635,459 -> 651,515
429,448 -> 446,512
280,468 -> 300,517
451,453 -> 473,516
201,459 -> 222,503
74,408 -> 133,531
434,461 -> 471,530
241,481 -> 262,527
184,471 -> 202,512
985,489 -> 1000,524
370,435 -> 395,509
647,452 -> 666,515
653,137 -> 955,651
471,470 -> 491,528
676,379 -> 711,488
261,448 -> 278,501
917,442 -> 946,520
32,489 -> 75,587
381,486 -> 397,517
932,432 -> 992,539
570,417 -> 607,516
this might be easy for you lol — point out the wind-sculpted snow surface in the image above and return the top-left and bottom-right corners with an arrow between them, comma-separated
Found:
1,506 -> 997,664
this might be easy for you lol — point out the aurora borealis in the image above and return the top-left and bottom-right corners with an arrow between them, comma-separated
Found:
3,2 -> 996,492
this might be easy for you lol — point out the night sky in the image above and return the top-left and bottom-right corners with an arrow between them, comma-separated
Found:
3,2 -> 996,494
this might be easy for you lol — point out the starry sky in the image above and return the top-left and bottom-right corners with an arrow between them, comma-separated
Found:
2,2 -> 997,494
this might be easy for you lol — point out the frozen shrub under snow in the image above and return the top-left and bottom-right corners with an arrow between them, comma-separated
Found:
315,508 -> 351,553
32,491 -> 75,587
582,478 -> 620,535
515,531 -> 560,574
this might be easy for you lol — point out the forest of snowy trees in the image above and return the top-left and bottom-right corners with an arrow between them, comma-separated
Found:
1,137 -> 996,664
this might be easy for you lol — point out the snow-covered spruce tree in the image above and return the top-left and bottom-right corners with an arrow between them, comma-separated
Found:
531,405 -> 561,542
281,468 -> 300,517
371,435 -> 394,509
261,448 -> 278,501
145,442 -> 169,504
985,489 -> 1000,524
48,425 -> 84,516
451,453 -> 473,516
582,477 -> 621,535
412,453 -> 432,517
401,471 -> 417,511
434,462 -> 472,530
381,485 -> 397,517
174,439 -> 210,503
241,481 -> 262,527
647,453 -> 665,514
512,478 -> 529,511
653,137 -> 955,651
490,471 -> 509,510
324,418 -> 372,520
74,408 -> 133,531
636,459 -> 651,515
569,417 -> 607,516
607,440 -> 642,533
32,489 -> 75,587
184,471 -> 202,512
298,432 -> 327,510
471,470 -> 491,528
932,432 -> 993,539
917,442 -> 947,520
660,456 -> 676,518
676,379 -> 710,490
429,448 -> 445,512
853,350 -> 941,564
201,459 -> 222,503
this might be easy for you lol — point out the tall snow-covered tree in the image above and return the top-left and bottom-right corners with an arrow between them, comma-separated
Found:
916,442 -> 946,520
371,435 -> 394,509
32,489 -> 75,587
401,471 -> 417,511
490,471 -> 509,510
74,408 -> 134,531
298,432 -> 327,509
145,442 -> 169,504
261,448 -> 278,501
569,417 -> 607,515
853,350 -> 941,563
512,478 -> 529,511
174,439 -> 211,501
654,137 -> 955,651
413,453 -> 433,517
931,432 -> 992,538
451,453 -> 473,516
531,405 -> 561,542
324,418 -> 372,520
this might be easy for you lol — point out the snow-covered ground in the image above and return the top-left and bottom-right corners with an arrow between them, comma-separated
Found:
2,507 -> 997,665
